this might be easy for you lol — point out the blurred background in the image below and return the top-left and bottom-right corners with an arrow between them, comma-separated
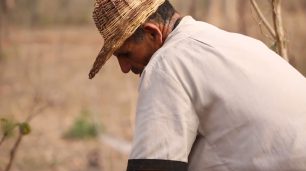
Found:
0,0 -> 305,171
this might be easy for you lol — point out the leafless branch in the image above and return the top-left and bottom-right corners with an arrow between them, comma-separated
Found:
272,0 -> 289,61
0,132 -> 8,147
4,133 -> 23,171
2,105 -> 47,171
1,96 -> 49,171
250,6 -> 275,42
250,0 -> 276,38
26,101 -> 49,122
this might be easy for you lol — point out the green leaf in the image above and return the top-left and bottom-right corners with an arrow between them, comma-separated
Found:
19,122 -> 31,135
1,118 -> 17,137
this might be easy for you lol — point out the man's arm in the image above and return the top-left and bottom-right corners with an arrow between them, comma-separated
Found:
126,68 -> 198,171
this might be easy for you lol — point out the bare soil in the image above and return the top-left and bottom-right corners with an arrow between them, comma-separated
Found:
0,26 -> 138,171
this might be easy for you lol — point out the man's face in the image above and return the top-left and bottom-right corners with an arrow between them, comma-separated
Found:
114,25 -> 162,75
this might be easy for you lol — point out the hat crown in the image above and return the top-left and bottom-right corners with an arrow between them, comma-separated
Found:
89,0 -> 165,79
93,0 -> 142,41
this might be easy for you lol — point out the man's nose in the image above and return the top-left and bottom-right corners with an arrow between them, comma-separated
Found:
117,57 -> 131,73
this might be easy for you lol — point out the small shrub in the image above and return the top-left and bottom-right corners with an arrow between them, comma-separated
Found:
1,118 -> 17,138
64,109 -> 99,140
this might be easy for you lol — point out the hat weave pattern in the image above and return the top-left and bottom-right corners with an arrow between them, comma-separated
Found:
89,0 -> 166,79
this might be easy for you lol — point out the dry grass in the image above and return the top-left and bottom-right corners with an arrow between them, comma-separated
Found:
0,26 -> 138,171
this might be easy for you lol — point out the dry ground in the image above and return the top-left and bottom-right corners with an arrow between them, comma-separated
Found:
0,26 -> 138,171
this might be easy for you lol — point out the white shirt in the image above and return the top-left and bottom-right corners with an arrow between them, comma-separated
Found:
127,16 -> 306,171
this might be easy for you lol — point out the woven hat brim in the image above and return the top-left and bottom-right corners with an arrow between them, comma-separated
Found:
88,44 -> 113,79
88,0 -> 166,79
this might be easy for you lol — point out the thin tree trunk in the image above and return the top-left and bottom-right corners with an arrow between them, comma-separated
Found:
272,0 -> 289,61
189,0 -> 197,18
0,0 -> 15,55
0,16 -> 3,55
0,0 -> 5,54
238,0 -> 248,34
207,0 -> 222,26
202,0 -> 211,20
223,0 -> 237,30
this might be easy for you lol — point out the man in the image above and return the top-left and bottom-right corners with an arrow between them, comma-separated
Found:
89,0 -> 306,171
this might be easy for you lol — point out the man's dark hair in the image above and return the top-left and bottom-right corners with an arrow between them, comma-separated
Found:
147,0 -> 176,24
129,0 -> 176,42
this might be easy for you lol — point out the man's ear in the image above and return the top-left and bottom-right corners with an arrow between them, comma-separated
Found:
143,22 -> 163,45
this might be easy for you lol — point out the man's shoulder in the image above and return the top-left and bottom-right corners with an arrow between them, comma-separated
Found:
144,17 -> 221,75
146,35 -> 209,71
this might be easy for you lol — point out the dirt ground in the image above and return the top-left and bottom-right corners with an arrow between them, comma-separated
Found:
0,26 -> 138,171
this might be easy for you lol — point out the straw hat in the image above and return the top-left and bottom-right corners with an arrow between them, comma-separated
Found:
89,0 -> 166,79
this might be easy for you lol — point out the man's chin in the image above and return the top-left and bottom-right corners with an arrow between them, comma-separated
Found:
131,68 -> 143,75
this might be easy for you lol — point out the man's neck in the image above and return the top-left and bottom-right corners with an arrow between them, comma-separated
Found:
160,13 -> 182,42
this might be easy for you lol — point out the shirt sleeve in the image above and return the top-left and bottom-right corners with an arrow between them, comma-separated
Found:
127,66 -> 199,171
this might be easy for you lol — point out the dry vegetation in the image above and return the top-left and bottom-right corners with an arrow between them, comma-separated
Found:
0,0 -> 305,171
0,26 -> 138,171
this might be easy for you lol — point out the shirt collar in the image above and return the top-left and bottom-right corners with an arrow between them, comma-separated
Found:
164,16 -> 195,44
